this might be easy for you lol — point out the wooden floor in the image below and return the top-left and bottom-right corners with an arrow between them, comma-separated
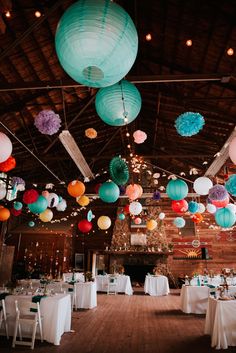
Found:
1,289 -> 235,353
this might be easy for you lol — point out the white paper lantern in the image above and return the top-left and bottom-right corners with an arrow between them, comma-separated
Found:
39,209 -> 53,222
97,216 -> 111,230
197,203 -> 206,214
0,132 -> 12,163
47,193 -> 59,208
129,201 -> 142,215
0,186 -> 7,200
226,203 -> 236,214
206,204 -> 217,214
56,199 -> 67,211
229,137 -> 236,164
159,212 -> 165,220
193,177 -> 213,195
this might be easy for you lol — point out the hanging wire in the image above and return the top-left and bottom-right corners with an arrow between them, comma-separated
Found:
61,87 -> 68,129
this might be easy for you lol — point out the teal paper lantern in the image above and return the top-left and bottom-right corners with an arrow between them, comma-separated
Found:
173,217 -> 186,228
188,201 -> 199,214
99,181 -> 120,203
215,208 -> 236,228
55,0 -> 138,88
28,221 -> 35,228
166,179 -> 189,201
28,195 -> 48,214
95,80 -> 141,126
118,213 -> 125,220
14,201 -> 23,211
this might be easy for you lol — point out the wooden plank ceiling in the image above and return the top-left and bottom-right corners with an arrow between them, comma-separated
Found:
0,0 -> 236,187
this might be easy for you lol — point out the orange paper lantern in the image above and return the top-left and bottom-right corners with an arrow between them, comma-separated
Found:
67,180 -> 85,198
0,156 -> 16,172
0,206 -> 10,221
191,213 -> 203,224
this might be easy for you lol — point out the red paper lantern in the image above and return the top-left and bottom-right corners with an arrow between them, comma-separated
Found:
211,198 -> 229,208
78,219 -> 92,233
23,189 -> 39,204
11,208 -> 22,217
191,213 -> 203,224
171,199 -> 188,213
123,204 -> 130,214
0,156 -> 16,172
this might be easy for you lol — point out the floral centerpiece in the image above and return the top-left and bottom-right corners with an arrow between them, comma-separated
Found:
85,271 -> 94,282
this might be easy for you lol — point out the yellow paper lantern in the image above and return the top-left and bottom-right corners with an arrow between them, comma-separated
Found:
39,209 -> 53,223
77,195 -> 90,207
146,219 -> 157,231
97,216 -> 111,230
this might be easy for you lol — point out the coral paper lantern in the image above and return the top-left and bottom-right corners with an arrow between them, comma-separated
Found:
97,216 -> 111,230
215,208 -> 236,228
77,195 -> 90,207
129,201 -> 142,216
67,180 -> 85,198
85,128 -> 97,139
0,207 -> 10,221
229,137 -> 236,165
39,209 -> 53,222
171,199 -> 188,213
193,177 -> 213,195
95,80 -> 141,126
0,132 -> 12,163
146,219 -> 158,231
23,189 -> 39,204
134,217 -> 142,225
133,130 -> 147,144
211,198 -> 229,208
28,195 -> 48,214
166,179 -> 188,201
78,219 -> 92,233
0,156 -> 16,172
191,213 -> 203,224
55,0 -> 138,88
99,181 -> 120,203
126,184 -> 142,201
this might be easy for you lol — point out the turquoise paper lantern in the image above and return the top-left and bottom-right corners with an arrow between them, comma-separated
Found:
118,213 -> 125,220
173,217 -> 186,228
166,179 -> 188,201
28,221 -> 35,228
99,181 -> 120,203
28,195 -> 48,214
188,201 -> 199,214
55,0 -> 138,88
14,201 -> 23,211
95,80 -> 141,126
215,208 -> 236,228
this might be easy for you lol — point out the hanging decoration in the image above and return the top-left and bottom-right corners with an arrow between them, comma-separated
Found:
34,110 -> 61,135
56,199 -> 67,211
175,112 -> 205,137
97,215 -> 111,230
197,203 -> 206,213
67,180 -> 85,198
123,204 -> 130,214
226,203 -> 236,213
42,190 -> 50,199
129,201 -> 142,216
229,137 -> 236,165
191,213 -> 203,224
188,201 -> 199,214
193,177 -> 213,195
166,179 -> 188,201
133,130 -> 147,144
211,198 -> 229,208
78,219 -> 92,233
134,217 -> 142,225
0,206 -> 10,221
28,221 -> 35,227
0,132 -> 12,163
146,219 -> 158,231
28,195 -> 48,214
109,157 -> 129,185
13,201 -> 23,211
94,183 -> 102,194
152,191 -> 161,200
47,193 -> 59,208
85,128 -> 97,139
39,209 -> 53,222
77,195 -> 90,207
87,210 -> 94,222
215,208 -> 236,228
12,177 -> 25,192
158,212 -> 165,220
118,213 -> 125,220
171,199 -> 188,213
55,0 -> 138,88
225,174 -> 236,196
208,184 -> 228,201
95,80 -> 141,126
0,156 -> 16,172
206,204 -> 217,214
126,183 -> 143,201
11,208 -> 22,217
23,189 -> 39,204
173,217 -> 186,228
0,186 -> 6,200
99,181 -> 120,203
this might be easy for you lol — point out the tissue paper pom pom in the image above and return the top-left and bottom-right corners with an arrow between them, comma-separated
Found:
23,189 -> 39,204
175,112 -> 205,137
0,156 -> 16,172
208,184 -> 228,201
152,191 -> 161,200
225,174 -> 236,196
11,208 -> 22,217
12,177 -> 25,190
133,130 -> 147,144
34,110 -> 61,135
56,199 -> 67,211
188,201 -> 199,213
85,128 -> 97,139
173,217 -> 185,228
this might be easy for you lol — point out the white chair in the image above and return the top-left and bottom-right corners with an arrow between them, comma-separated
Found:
62,283 -> 76,310
107,275 -> 118,295
0,299 -> 9,339
12,300 -> 43,349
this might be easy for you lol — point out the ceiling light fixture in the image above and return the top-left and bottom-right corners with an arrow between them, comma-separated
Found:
35,10 -> 42,18
186,39 -> 192,47
5,11 -> 11,18
227,48 -> 234,56
145,33 -> 152,41
59,130 -> 94,179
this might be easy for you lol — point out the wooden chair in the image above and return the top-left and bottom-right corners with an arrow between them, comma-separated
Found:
107,275 -> 118,295
0,299 -> 9,339
12,300 -> 43,349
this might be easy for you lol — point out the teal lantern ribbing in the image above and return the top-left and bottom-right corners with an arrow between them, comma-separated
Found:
28,196 -> 48,214
215,208 -> 236,228
166,179 -> 189,201
55,0 -> 138,88
95,80 -> 141,126
99,181 -> 120,203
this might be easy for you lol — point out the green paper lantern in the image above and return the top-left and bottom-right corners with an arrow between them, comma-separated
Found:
166,179 -> 188,201
99,181 -> 120,203
109,157 -> 129,185
28,195 -> 48,214
95,80 -> 141,126
215,208 -> 236,228
55,0 -> 138,88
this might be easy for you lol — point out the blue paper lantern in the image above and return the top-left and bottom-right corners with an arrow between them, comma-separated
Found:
188,201 -> 199,214
28,195 -> 48,214
95,80 -> 141,126
225,174 -> 236,197
55,0 -> 138,88
99,181 -> 120,203
215,208 -> 236,228
118,213 -> 125,220
166,179 -> 188,201
175,112 -> 205,137
14,201 -> 23,211
173,217 -> 186,228
28,221 -> 35,227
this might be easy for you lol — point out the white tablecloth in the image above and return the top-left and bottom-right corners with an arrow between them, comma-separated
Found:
205,297 -> 236,349
95,275 -> 133,295
74,282 -> 97,309
190,276 -> 235,287
63,272 -> 85,282
4,293 -> 71,345
144,275 -> 169,296
180,285 -> 210,314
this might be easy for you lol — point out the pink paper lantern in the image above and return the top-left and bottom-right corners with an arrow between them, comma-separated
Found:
126,184 -> 143,201
133,130 -> 147,144
211,198 -> 229,208
134,217 -> 142,225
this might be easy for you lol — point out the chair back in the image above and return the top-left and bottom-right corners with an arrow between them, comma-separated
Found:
15,300 -> 40,319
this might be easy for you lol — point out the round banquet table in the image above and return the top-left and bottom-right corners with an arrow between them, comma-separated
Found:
144,275 -> 170,296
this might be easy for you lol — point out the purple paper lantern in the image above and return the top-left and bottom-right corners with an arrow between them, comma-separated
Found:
35,110 -> 61,135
